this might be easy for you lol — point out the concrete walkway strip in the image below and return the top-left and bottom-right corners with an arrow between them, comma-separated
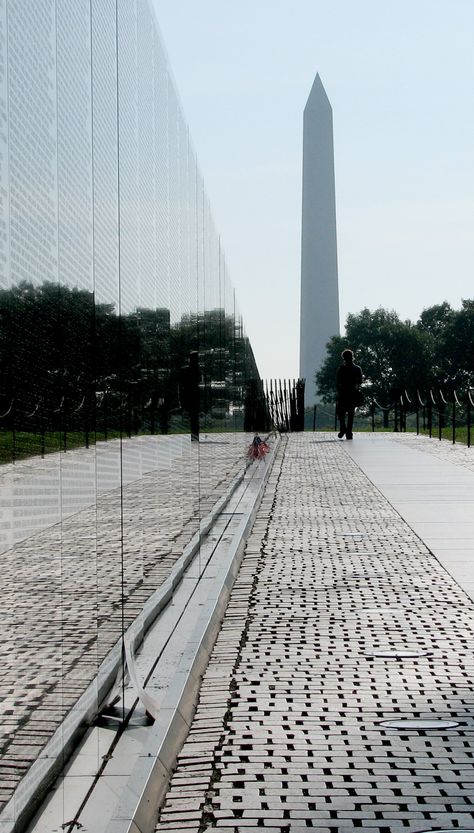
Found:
345,433 -> 474,601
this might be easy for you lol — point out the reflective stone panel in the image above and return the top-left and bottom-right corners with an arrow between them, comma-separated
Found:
0,0 -> 261,825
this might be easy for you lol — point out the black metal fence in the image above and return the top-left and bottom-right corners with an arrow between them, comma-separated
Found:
370,386 -> 474,447
311,386 -> 474,447
264,379 -> 305,433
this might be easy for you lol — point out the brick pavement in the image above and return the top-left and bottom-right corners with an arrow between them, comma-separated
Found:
0,434 -> 252,810
156,433 -> 474,832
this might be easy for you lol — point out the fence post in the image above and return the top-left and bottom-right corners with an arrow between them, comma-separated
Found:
12,399 -> 16,463
103,394 -> 108,441
40,400 -> 45,458
126,393 -> 132,439
312,405 -> 317,432
428,398 -> 432,438
150,399 -> 155,435
468,392 -> 472,448
62,398 -> 67,452
371,400 -> 375,432
289,381 -> 297,431
132,399 -> 139,436
394,400 -> 398,432
189,350 -> 200,441
452,395 -> 456,445
296,379 -> 305,431
438,389 -> 447,439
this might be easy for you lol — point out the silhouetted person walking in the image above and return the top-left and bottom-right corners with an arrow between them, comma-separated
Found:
336,349 -> 363,439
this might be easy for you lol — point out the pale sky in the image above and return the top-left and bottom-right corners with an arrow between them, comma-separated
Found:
153,0 -> 474,380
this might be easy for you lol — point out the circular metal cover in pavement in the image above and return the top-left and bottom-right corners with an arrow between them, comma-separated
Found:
380,718 -> 460,730
357,607 -> 405,613
366,650 -> 430,658
338,532 -> 368,537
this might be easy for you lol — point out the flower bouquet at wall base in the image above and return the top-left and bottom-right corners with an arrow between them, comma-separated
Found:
247,434 -> 270,461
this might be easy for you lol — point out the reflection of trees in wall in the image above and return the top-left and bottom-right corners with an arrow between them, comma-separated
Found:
0,281 -> 259,450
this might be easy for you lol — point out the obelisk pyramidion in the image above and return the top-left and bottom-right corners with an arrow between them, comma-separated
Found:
299,74 -> 340,404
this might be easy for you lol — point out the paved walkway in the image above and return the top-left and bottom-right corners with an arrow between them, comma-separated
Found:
155,432 -> 474,833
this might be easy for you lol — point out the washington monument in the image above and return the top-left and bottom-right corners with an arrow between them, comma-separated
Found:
299,74 -> 340,403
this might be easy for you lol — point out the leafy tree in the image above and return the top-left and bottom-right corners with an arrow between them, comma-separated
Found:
449,300 -> 474,387
416,299 -> 474,389
435,300 -> 474,387
316,307 -> 433,405
418,301 -> 454,339
313,334 -> 346,403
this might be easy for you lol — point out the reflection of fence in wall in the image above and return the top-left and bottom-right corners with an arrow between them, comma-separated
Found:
0,375 -> 260,462
264,379 -> 305,432
0,298 -> 260,463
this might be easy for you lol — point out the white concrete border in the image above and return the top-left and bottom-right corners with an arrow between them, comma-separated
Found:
104,441 -> 279,833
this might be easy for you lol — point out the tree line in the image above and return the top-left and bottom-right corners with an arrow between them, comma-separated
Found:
316,301 -> 474,405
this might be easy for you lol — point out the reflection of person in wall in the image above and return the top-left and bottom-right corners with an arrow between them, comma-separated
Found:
336,349 -> 363,440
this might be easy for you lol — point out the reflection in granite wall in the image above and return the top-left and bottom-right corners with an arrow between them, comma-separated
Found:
0,0 -> 262,822
0,285 -> 258,448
